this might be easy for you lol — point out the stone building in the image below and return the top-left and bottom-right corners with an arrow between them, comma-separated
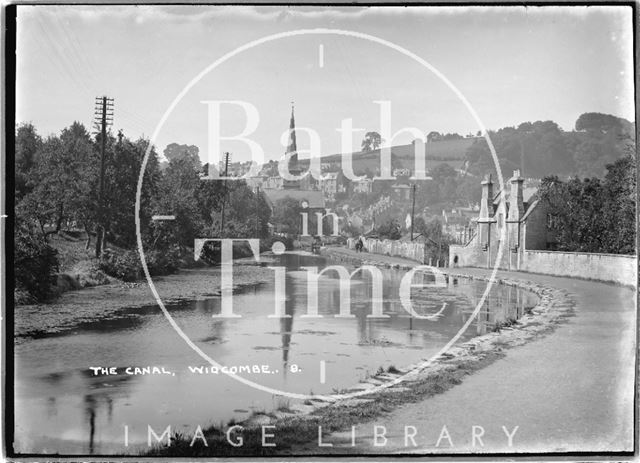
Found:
353,177 -> 373,194
449,170 -> 556,270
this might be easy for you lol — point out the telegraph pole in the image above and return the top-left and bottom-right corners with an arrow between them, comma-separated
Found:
94,96 -> 113,258
410,183 -> 416,241
219,152 -> 231,237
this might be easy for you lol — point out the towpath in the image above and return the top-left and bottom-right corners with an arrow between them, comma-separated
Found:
316,247 -> 636,454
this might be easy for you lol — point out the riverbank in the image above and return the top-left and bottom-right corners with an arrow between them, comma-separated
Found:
147,246 -> 592,456
14,262 -> 276,343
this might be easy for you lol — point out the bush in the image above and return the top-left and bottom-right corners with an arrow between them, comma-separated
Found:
376,219 -> 401,240
98,246 -> 182,281
98,249 -> 142,282
15,226 -> 60,301
260,235 -> 294,253
146,246 -> 181,276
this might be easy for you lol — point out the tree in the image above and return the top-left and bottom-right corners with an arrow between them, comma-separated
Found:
14,215 -> 59,301
376,218 -> 401,240
15,123 -> 42,201
150,154 -> 203,250
361,132 -> 382,152
19,122 -> 97,239
427,131 -> 441,142
104,134 -> 162,249
601,154 -> 636,254
272,197 -> 302,235
464,114 -> 633,179
163,143 -> 201,165
575,112 -> 632,133
537,155 -> 636,255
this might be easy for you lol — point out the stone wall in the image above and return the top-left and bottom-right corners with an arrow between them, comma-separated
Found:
521,250 -> 637,286
450,237 -> 636,286
347,238 -> 426,264
449,233 -> 485,268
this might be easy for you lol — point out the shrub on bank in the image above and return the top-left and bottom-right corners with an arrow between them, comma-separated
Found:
15,226 -> 60,301
98,249 -> 142,282
260,235 -> 294,252
98,246 -> 183,281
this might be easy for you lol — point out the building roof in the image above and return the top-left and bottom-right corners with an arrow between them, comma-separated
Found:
493,185 -> 538,206
261,188 -> 325,209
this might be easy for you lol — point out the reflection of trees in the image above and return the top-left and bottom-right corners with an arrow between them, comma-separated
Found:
84,394 -> 96,454
73,370 -> 138,454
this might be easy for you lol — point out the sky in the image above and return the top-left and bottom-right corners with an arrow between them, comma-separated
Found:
15,5 -> 635,164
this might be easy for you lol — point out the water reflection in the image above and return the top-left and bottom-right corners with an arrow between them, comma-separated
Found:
14,253 -> 538,455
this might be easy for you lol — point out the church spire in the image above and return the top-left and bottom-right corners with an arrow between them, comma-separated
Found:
286,102 -> 298,168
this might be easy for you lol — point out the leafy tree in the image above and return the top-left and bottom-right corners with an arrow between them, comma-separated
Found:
575,112 -> 632,133
14,217 -> 59,301
601,154 -> 636,254
464,114 -> 632,179
427,131 -> 441,142
537,152 -> 635,255
150,154 -> 203,249
260,160 -> 280,177
376,218 -> 401,240
361,132 -> 382,152
19,122 -> 96,239
272,197 -> 302,235
15,123 -> 42,201
208,182 -> 271,238
163,143 -> 201,165
104,134 -> 162,249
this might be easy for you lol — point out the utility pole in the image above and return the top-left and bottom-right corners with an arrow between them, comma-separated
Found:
410,183 -> 416,241
94,96 -> 113,258
254,185 -> 260,236
219,152 -> 231,237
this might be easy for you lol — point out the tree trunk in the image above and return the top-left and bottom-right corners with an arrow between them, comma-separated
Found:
95,225 -> 103,258
84,223 -> 92,250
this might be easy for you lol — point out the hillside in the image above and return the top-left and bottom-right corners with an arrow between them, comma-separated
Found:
301,137 -> 477,175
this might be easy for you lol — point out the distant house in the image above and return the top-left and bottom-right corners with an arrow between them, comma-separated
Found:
319,172 -> 347,200
264,176 -> 284,189
353,177 -> 373,194
442,207 -> 478,244
245,175 -> 267,192
449,170 -> 557,270
392,183 -> 412,201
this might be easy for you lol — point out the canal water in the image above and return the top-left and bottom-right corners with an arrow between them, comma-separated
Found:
14,253 -> 538,454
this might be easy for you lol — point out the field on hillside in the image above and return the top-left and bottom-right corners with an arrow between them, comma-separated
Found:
311,138 -> 477,174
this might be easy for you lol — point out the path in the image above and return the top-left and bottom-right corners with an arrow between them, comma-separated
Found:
316,247 -> 636,454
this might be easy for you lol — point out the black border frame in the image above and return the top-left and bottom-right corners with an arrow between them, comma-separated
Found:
3,1 -> 638,460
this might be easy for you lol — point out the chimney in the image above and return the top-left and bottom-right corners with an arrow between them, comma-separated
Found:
478,173 -> 494,220
507,170 -> 524,221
